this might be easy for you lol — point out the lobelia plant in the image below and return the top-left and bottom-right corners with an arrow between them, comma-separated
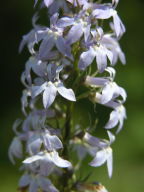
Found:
9,0 -> 127,191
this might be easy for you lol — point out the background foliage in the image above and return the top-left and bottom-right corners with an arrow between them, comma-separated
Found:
0,0 -> 144,191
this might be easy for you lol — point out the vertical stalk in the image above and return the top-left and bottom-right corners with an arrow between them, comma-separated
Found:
62,102 -> 74,191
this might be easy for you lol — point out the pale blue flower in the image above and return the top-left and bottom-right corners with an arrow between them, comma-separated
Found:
105,104 -> 127,133
78,28 -> 113,72
27,129 -> 63,155
37,13 -> 73,60
84,131 -> 115,178
19,173 -> 58,192
57,11 -> 91,44
31,64 -> 76,108
92,4 -> 125,38
23,151 -> 72,176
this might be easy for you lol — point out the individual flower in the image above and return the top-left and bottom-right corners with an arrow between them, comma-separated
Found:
95,92 -> 127,133
92,4 -> 125,38
31,64 -> 76,108
100,33 -> 126,65
57,10 -> 91,44
105,104 -> 127,133
19,14 -> 41,54
84,131 -> 115,178
27,129 -> 63,155
85,66 -> 127,104
19,173 -> 58,192
36,13 -> 73,60
22,109 -> 55,132
23,151 -> 72,176
78,28 -> 113,72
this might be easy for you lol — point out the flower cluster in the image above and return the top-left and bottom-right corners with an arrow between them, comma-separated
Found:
9,0 -> 126,191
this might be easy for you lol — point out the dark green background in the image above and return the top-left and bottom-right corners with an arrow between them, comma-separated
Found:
0,0 -> 144,191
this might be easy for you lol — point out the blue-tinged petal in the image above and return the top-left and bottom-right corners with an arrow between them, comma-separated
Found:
106,148 -> 113,178
119,87 -> 127,102
19,173 -> 31,187
8,137 -> 23,164
19,29 -> 36,53
95,48 -> 107,73
23,154 -> 43,164
49,0 -> 69,15
38,35 -> 55,60
43,133 -> 63,151
57,17 -> 74,28
116,105 -> 127,134
57,82 -> 76,101
40,160 -> 54,176
85,76 -> 108,87
56,65 -> 64,80
31,82 -> 47,98
89,150 -> 107,167
107,131 -> 115,144
66,23 -> 83,45
50,13 -> 59,26
32,60 -> 47,78
84,133 -> 108,148
56,37 -> 73,59
29,179 -> 39,192
78,48 -> 95,70
38,176 -> 58,192
83,24 -> 91,42
105,48 -> 113,64
100,83 -> 115,104
47,63 -> 57,82
105,110 -> 119,129
93,7 -> 112,19
113,12 -> 126,38
44,0 -> 54,7
27,134 -> 43,155
52,151 -> 72,168
43,82 -> 57,108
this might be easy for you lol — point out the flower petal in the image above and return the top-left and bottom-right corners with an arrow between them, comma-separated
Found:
38,35 -> 55,60
43,133 -> 63,151
19,173 -> 31,187
105,110 -> 119,129
39,176 -> 58,192
66,23 -> 83,45
57,17 -> 74,28
78,48 -> 95,70
89,150 -> 107,167
52,151 -> 72,168
43,83 -> 57,108
56,36 -> 72,59
23,154 -> 43,164
106,148 -> 113,178
31,83 -> 47,98
57,83 -> 76,101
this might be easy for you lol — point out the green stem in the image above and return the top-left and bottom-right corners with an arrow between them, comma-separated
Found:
62,102 -> 74,191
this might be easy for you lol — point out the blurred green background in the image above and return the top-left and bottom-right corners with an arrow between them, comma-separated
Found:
0,0 -> 144,191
